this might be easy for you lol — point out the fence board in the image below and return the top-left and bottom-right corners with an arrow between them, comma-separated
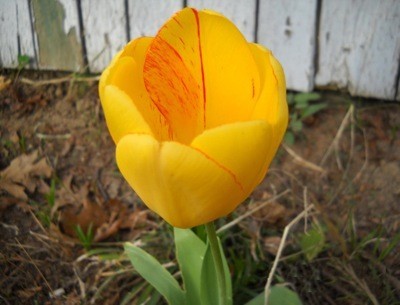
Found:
188,0 -> 257,42
31,0 -> 83,71
316,0 -> 400,100
1,0 -> 399,101
0,0 -> 36,68
128,0 -> 182,39
81,0 -> 127,72
258,0 -> 318,92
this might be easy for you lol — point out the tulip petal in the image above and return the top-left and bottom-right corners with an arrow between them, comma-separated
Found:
249,44 -> 288,183
191,120 -> 273,192
142,8 -> 261,143
249,44 -> 288,130
143,8 -> 205,144
102,85 -> 153,143
116,134 -> 247,228
197,10 -> 261,128
102,38 -> 172,141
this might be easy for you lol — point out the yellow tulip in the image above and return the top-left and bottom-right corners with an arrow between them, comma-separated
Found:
99,8 -> 288,228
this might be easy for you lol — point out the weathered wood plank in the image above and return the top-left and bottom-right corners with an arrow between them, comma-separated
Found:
188,0 -> 257,42
128,0 -> 182,39
81,0 -> 127,73
316,0 -> 400,100
258,0 -> 318,92
0,0 -> 36,68
31,0 -> 83,71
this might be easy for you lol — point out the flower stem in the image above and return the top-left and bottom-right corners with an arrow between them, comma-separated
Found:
205,222 -> 227,305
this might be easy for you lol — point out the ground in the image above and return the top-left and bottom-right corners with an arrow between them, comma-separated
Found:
0,71 -> 399,305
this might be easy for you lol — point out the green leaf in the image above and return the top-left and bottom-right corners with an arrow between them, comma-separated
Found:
379,231 -> 400,261
124,242 -> 185,305
286,93 -> 295,105
294,92 -> 321,105
299,224 -> 325,262
18,54 -> 30,67
200,239 -> 232,305
284,132 -> 295,145
290,120 -> 303,133
300,103 -> 326,119
174,228 -> 207,305
245,286 -> 303,305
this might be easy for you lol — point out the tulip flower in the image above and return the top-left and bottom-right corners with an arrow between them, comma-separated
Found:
99,7 -> 288,228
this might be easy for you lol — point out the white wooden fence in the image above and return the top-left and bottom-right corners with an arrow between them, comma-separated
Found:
1,0 -> 399,101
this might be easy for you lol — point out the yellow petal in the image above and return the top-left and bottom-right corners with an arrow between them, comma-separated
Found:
249,43 -> 288,129
141,8 -> 261,142
197,9 -> 261,128
191,121 -> 273,193
143,8 -> 204,144
116,134 -> 247,228
102,37 -> 172,141
249,44 -> 288,183
102,85 -> 153,143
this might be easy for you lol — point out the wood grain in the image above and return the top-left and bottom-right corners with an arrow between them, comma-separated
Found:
316,0 -> 400,100
258,0 -> 318,92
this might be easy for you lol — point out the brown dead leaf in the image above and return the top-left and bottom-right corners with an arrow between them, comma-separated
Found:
0,151 -> 52,200
0,196 -> 32,212
0,75 -> 11,92
59,198 -> 107,238
250,201 -> 287,224
57,176 -> 148,241
93,199 -> 149,242
263,236 -> 282,256
52,175 -> 88,215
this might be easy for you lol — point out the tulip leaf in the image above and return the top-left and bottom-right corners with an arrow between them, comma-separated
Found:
245,286 -> 303,305
174,228 -> 207,305
124,242 -> 185,305
200,239 -> 232,305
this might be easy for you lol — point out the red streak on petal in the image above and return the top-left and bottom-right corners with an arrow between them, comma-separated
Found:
173,16 -> 183,28
192,147 -> 245,192
191,8 -> 207,129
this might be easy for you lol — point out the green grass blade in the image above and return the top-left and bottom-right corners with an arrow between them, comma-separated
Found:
124,242 -> 185,305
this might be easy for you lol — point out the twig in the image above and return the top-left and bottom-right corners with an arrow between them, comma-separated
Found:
264,204 -> 315,305
15,238 -> 54,295
303,187 -> 309,233
320,105 -> 353,167
0,222 -> 19,235
352,127 -> 369,183
0,294 -> 11,305
283,144 -> 326,174
327,105 -> 355,205
362,253 -> 400,293
74,267 -> 86,300
28,209 -> 47,234
35,133 -> 71,140
216,190 -> 290,234
339,263 -> 380,305
20,75 -> 100,87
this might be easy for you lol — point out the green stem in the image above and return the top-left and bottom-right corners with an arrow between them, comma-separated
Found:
205,222 -> 227,305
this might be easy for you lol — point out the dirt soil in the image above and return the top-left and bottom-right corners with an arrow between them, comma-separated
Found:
0,71 -> 399,305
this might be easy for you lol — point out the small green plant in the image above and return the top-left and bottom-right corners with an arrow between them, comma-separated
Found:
75,223 -> 95,251
299,223 -> 326,262
14,54 -> 31,80
285,92 -> 326,144
17,55 -> 30,70
45,178 -> 57,208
